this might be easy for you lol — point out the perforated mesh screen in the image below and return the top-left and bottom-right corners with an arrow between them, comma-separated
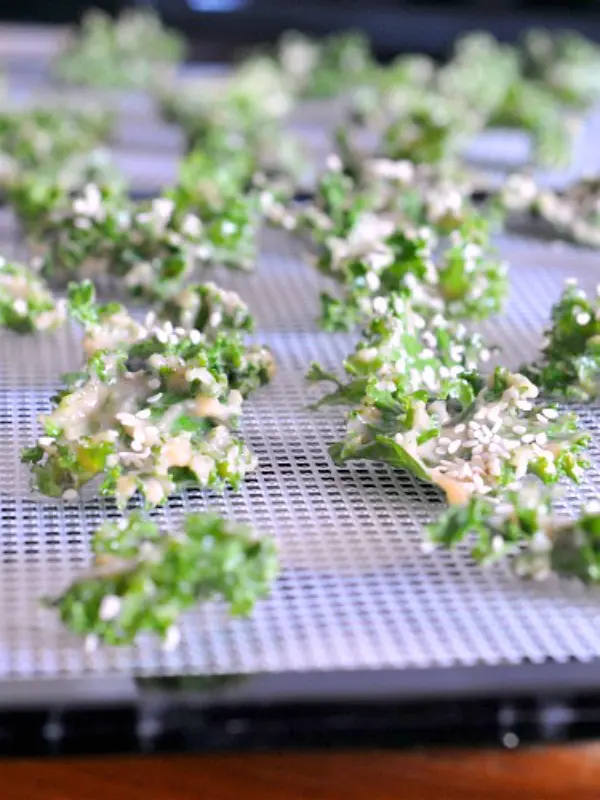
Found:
1,55 -> 600,681
0,225 -> 599,679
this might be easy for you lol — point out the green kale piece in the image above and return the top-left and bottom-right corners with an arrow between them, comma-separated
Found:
157,282 -> 255,337
167,149 -> 261,271
428,485 -> 600,584
0,107 -> 113,172
522,29 -> 600,109
524,280 -> 600,401
50,511 -> 278,646
20,184 -> 205,302
54,8 -> 185,89
22,309 -> 271,506
502,174 -> 600,250
315,218 -> 506,331
328,368 -> 589,505
488,79 -> 575,167
0,259 -> 65,333
308,293 -> 487,411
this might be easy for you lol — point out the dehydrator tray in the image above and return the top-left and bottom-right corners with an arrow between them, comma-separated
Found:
1,31 -> 600,755
1,226 -> 600,755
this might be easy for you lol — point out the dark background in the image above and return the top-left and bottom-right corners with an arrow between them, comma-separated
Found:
1,1 -> 600,59
0,1 -> 118,23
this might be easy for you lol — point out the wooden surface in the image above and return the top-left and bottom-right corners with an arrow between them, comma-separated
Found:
1,746 -> 600,799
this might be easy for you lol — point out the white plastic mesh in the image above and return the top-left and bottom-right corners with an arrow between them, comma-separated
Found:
0,224 -> 599,679
1,58 -> 600,680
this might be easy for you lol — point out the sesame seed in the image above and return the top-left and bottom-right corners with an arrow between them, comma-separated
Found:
472,474 -> 486,492
459,463 -> 473,479
118,413 -> 138,428
12,298 -> 27,316
516,401 -> 533,411
454,424 -> 466,434
514,459 -> 529,480
447,440 -> 461,455
576,312 -> 591,326
99,594 -> 121,622
488,458 -> 502,476
163,626 -> 181,651
136,409 -> 151,419
449,345 -> 464,363
513,425 -> 527,435
542,408 -> 559,419
535,432 -> 548,446
521,434 -> 535,444
422,366 -> 437,389
62,489 -> 78,502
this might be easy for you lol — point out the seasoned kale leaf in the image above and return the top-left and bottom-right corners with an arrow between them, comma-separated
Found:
328,368 -> 589,505
23,284 -> 273,507
0,107 -> 112,172
308,293 -> 488,412
523,279 -> 600,401
19,184 -> 206,301
50,512 -> 278,647
272,158 -> 507,331
502,174 -> 600,250
0,259 -> 65,334
54,8 -> 185,89
428,485 -> 600,584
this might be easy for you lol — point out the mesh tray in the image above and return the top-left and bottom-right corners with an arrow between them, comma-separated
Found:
1,224 -> 600,682
1,49 -> 600,698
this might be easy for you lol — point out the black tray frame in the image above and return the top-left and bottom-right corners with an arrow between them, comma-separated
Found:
2,661 -> 600,756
